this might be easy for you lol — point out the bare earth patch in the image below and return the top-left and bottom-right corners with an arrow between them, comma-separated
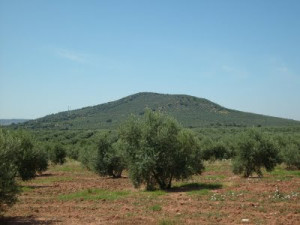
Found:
1,161 -> 299,224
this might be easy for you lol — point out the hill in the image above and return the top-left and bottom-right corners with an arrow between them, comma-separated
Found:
0,119 -> 29,126
15,92 -> 300,130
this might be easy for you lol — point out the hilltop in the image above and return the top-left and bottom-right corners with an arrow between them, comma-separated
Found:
15,92 -> 300,130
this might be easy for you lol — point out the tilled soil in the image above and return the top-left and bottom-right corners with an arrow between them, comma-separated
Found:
1,161 -> 300,224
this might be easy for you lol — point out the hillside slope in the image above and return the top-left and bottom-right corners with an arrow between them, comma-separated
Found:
16,92 -> 300,130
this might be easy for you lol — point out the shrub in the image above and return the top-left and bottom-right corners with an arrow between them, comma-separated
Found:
50,144 -> 66,165
232,129 -> 280,177
94,133 -> 126,178
120,110 -> 204,190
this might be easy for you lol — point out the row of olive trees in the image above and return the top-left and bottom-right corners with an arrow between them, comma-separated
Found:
0,129 -> 48,212
78,110 -> 299,190
199,130 -> 300,173
0,129 -> 68,213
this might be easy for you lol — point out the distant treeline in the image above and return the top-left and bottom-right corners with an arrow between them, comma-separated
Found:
0,119 -> 29,126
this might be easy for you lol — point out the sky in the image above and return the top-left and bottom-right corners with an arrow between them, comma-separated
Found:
0,0 -> 300,120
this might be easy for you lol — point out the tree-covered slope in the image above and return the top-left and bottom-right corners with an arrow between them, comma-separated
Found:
15,92 -> 300,130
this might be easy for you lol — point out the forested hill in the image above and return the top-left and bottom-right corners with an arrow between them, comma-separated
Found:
14,92 -> 300,130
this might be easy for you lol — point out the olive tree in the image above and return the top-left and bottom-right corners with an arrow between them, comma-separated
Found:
277,136 -> 300,170
94,133 -> 126,178
0,129 -> 49,212
232,129 -> 280,177
49,144 -> 67,165
119,110 -> 204,190
0,130 -> 19,213
15,134 -> 48,180
282,143 -> 300,169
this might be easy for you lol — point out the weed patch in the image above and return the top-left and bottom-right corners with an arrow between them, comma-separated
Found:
149,204 -> 162,211
58,188 -> 130,201
139,190 -> 167,198
21,186 -> 34,192
187,189 -> 211,196
270,167 -> 300,179
159,219 -> 177,225
204,175 -> 226,181
31,177 -> 73,184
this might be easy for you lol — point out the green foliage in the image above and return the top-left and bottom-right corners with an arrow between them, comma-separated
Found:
120,110 -> 204,190
0,129 -> 48,212
201,138 -> 235,161
0,130 -> 19,212
66,146 -> 80,160
94,133 -> 125,178
282,143 -> 300,169
232,129 -> 280,177
78,145 -> 97,170
276,135 -> 300,169
149,204 -> 162,211
50,144 -> 67,165
35,148 -> 49,173
15,133 -> 48,180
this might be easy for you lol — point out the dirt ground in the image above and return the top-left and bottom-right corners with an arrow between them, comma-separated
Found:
1,160 -> 299,225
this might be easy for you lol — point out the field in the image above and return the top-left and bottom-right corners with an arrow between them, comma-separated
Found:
2,160 -> 299,225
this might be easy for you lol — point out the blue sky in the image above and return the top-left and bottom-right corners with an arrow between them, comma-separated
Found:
1,0 -> 300,120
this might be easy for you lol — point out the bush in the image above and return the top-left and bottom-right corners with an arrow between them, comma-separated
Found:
120,110 -> 204,190
232,129 -> 280,177
94,133 -> 125,178
50,144 -> 66,165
